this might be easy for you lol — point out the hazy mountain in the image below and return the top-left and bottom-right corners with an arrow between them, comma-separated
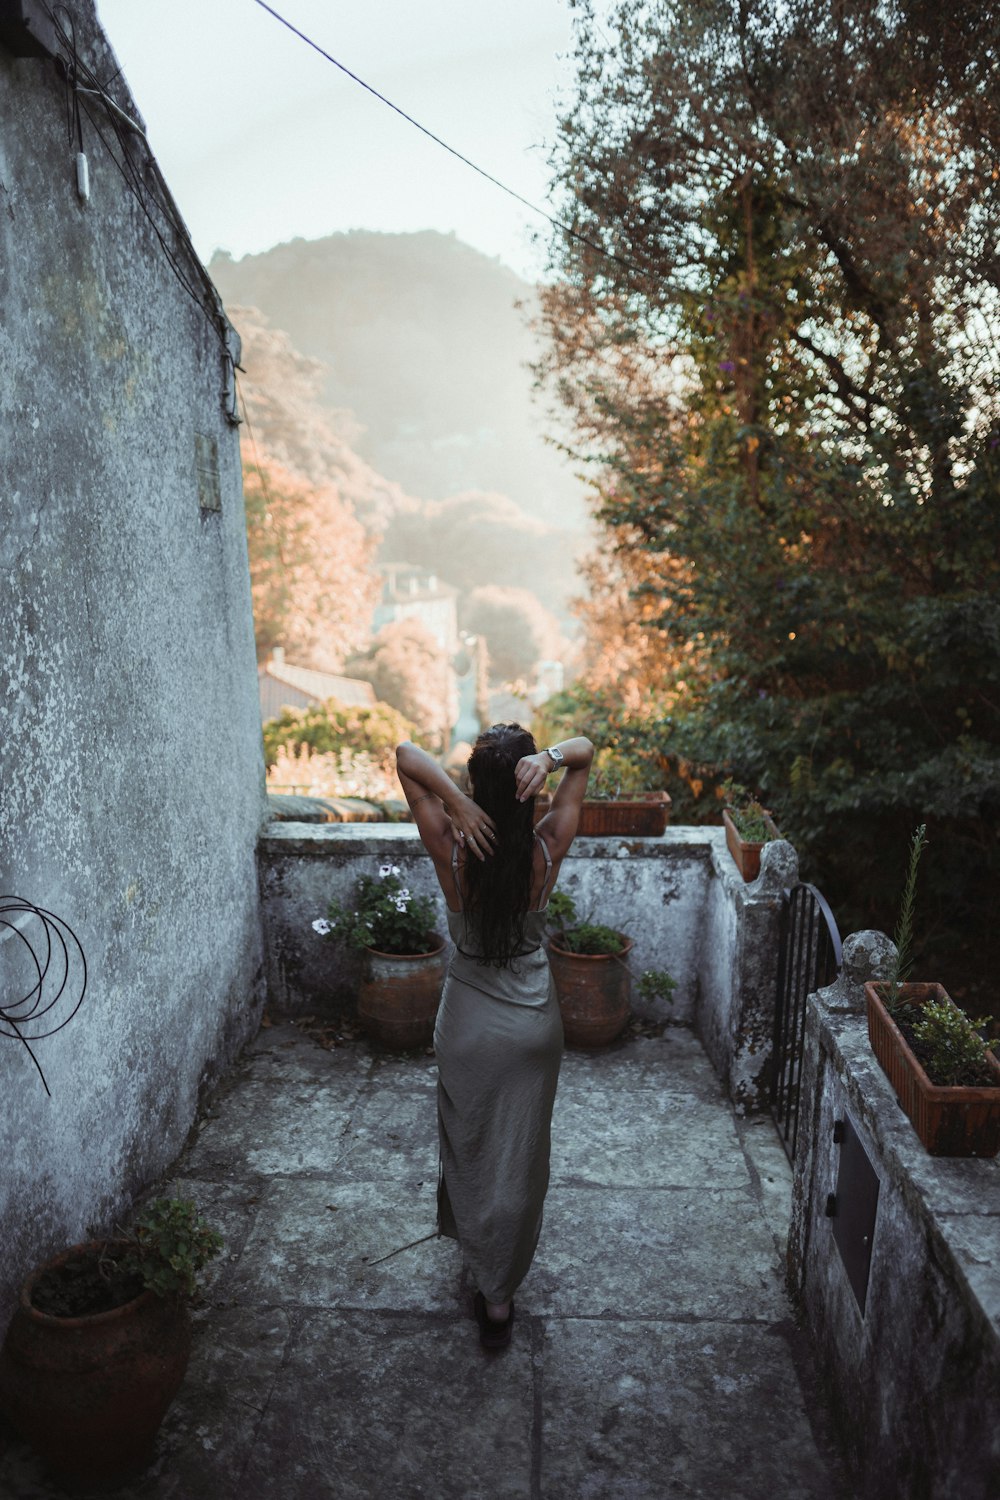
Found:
210,230 -> 588,532
229,303 -> 413,533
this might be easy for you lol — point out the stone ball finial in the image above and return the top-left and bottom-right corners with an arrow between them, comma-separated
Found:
816,929 -> 897,1014
753,838 -> 799,894
843,929 -> 897,986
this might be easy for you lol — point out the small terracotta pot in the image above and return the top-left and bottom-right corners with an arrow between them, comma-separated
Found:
359,935 -> 447,1049
547,935 -> 633,1048
865,982 -> 1000,1157
722,808 -> 781,881
0,1241 -> 191,1484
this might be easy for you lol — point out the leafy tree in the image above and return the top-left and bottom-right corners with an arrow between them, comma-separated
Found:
461,585 -> 564,684
541,0 -> 1000,992
348,620 -> 456,753
262,698 -> 418,770
242,455 -> 378,669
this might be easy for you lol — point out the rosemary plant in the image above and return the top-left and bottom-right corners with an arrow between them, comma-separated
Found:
886,823 -> 928,1013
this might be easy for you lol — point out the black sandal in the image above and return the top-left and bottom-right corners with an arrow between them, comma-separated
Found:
473,1290 -> 515,1351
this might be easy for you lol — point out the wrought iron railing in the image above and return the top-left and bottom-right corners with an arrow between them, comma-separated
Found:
771,882 -> 842,1161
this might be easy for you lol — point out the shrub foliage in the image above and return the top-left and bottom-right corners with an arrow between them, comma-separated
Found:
539,0 -> 1000,996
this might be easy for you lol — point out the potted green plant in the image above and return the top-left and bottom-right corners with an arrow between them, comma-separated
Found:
314,861 -> 445,1049
864,825 -> 1000,1156
720,778 -> 781,880
534,749 -> 672,837
545,890 -> 676,1047
0,1198 -> 222,1485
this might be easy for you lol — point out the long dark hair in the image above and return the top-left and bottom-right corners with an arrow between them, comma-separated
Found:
460,723 -> 537,967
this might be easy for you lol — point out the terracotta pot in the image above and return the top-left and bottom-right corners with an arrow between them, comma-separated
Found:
534,792 -> 671,837
359,934 -> 447,1049
0,1241 -> 191,1484
722,808 -> 781,881
865,982 -> 1000,1157
547,935 -> 633,1048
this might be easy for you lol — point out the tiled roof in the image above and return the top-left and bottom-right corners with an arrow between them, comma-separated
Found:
259,662 -> 376,718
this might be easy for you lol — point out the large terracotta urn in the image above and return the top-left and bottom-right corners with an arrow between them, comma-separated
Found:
0,1240 -> 191,1484
547,935 -> 633,1048
358,934 -> 447,1049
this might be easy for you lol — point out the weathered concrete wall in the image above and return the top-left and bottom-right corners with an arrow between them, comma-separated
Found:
789,936 -> 1000,1498
258,824 -> 720,1024
695,839 -> 799,1113
0,5 -> 266,1326
257,819 -> 798,1091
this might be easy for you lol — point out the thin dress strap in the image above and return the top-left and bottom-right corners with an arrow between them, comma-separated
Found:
533,829 -> 555,911
450,839 -> 463,911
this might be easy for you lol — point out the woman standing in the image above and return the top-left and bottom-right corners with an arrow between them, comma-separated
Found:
395,725 -> 594,1349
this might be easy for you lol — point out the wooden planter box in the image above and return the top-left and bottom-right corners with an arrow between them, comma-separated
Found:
864,982 -> 1000,1157
722,808 -> 781,881
534,792 -> 671,837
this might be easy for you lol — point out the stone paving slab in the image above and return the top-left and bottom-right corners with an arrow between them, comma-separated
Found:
521,1186 -> 789,1322
0,1023 -> 848,1500
182,1080 -> 361,1178
539,1318 -> 838,1500
240,1310 -> 536,1500
238,1036 -> 374,1087
223,1178 -> 454,1313
558,1029 -> 727,1099
335,1087 -> 440,1183
550,1087 -> 749,1189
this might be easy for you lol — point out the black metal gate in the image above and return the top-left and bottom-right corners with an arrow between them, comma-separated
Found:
771,883 -> 842,1161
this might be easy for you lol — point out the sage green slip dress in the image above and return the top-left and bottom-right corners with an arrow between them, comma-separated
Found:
434,832 -> 564,1303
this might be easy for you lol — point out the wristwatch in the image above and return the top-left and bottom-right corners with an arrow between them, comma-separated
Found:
545,746 -> 565,771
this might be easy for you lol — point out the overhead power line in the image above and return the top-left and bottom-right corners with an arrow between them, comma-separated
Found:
250,0 -> 639,278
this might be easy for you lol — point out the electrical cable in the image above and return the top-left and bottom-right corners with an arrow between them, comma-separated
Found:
0,896 -> 88,1097
44,2 -> 241,422
78,98 -> 217,327
235,369 -> 274,507
250,0 -> 642,280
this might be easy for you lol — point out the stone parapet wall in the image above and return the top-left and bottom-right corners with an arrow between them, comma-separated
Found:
258,822 -> 793,1119
258,823 -> 717,1024
695,838 -> 799,1113
789,946 -> 1000,1498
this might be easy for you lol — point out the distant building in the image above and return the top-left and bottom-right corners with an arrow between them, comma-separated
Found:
259,647 -> 376,722
530,659 -> 565,707
373,563 -> 458,654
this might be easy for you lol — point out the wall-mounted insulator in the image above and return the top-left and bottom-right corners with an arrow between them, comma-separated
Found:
75,152 -> 90,204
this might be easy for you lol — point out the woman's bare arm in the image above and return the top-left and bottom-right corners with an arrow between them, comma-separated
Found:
513,737 -> 594,801
395,742 -> 497,862
516,736 -> 594,861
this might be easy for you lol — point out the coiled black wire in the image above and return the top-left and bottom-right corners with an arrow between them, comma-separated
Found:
0,897 -> 88,1096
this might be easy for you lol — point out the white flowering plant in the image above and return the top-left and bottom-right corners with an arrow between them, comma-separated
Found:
312,864 -> 438,956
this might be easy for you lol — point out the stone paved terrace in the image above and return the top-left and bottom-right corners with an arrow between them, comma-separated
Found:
0,1022 -> 850,1500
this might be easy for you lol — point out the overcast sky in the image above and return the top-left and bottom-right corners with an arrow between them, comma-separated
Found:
96,0 -> 603,281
